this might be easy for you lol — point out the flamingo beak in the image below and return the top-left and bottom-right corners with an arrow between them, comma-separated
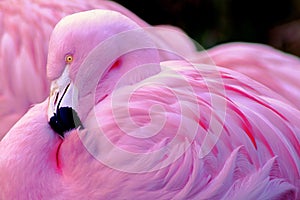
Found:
48,66 -> 72,120
47,66 -> 82,137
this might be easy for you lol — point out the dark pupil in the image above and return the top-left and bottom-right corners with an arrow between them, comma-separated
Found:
49,107 -> 83,137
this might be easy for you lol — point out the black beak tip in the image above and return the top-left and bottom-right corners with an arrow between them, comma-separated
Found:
48,107 -> 83,137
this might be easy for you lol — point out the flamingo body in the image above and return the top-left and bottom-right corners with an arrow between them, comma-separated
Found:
0,8 -> 299,200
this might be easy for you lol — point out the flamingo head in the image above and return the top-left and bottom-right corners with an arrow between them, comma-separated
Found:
46,10 -> 161,137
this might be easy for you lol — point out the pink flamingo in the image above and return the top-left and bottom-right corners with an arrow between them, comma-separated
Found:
0,0 -> 195,140
0,9 -> 299,200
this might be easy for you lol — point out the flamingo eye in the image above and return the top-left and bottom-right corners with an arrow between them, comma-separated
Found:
65,54 -> 73,64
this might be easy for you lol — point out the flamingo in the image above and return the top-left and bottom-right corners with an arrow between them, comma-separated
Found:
0,0 -> 195,140
0,9 -> 299,200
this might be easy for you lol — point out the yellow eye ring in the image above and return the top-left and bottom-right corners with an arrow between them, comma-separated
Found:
65,55 -> 73,64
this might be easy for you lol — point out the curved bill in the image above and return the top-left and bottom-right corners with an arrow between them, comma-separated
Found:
47,66 -> 77,121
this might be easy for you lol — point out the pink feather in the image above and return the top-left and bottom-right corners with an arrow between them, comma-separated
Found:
203,42 -> 300,109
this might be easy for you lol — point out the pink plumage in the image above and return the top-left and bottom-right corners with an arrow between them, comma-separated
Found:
0,5 -> 299,200
204,42 -> 300,110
